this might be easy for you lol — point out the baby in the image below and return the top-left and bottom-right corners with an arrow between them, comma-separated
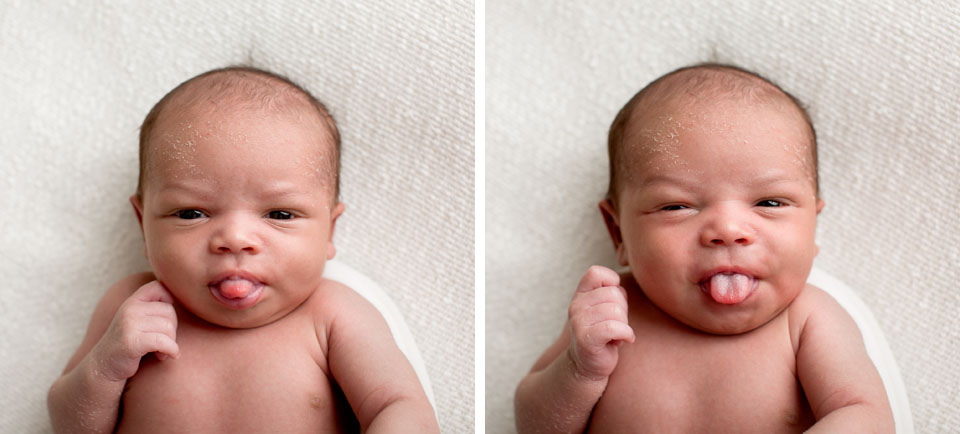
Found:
515,64 -> 894,433
48,66 -> 439,433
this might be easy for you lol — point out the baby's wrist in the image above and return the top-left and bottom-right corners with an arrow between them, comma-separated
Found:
564,346 -> 611,384
87,346 -> 132,385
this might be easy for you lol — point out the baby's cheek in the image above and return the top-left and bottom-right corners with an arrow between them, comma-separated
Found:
146,237 -> 192,274
628,246 -> 670,282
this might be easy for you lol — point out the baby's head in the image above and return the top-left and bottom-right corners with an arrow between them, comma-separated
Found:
136,66 -> 341,204
606,63 -> 818,205
131,66 -> 345,328
599,64 -> 825,334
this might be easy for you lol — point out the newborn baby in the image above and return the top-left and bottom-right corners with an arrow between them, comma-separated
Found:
515,64 -> 894,433
48,66 -> 439,433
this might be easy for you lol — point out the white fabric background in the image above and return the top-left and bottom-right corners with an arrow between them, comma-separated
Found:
0,1 -> 474,433
487,1 -> 959,433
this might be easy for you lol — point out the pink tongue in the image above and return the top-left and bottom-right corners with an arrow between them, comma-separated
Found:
218,279 -> 255,299
709,273 -> 752,304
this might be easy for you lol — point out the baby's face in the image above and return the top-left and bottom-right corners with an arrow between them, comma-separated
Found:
605,97 -> 823,335
132,104 -> 342,328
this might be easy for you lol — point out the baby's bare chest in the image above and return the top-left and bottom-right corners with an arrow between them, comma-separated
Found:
117,313 -> 357,433
589,309 -> 813,433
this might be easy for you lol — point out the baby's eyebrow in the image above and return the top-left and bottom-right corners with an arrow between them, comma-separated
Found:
745,171 -> 806,187
155,181 -> 216,198
637,174 -> 696,189
255,182 -> 311,199
638,170 -> 806,190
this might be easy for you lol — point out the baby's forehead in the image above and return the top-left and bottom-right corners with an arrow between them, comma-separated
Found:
624,69 -> 813,155
147,104 -> 332,161
620,93 -> 816,186
142,101 -> 335,190
629,94 -> 801,142
630,102 -> 810,160
148,76 -> 335,150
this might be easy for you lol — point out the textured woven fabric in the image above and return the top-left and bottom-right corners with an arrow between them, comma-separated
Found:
487,1 -> 960,432
0,1 -> 473,433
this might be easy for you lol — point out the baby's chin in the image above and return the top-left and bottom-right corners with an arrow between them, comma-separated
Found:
677,313 -> 774,336
175,291 -> 295,329
639,287 -> 789,336
678,294 -> 796,336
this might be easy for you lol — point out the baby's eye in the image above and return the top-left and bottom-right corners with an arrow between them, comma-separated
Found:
267,210 -> 295,220
756,200 -> 783,207
175,209 -> 206,220
661,204 -> 688,211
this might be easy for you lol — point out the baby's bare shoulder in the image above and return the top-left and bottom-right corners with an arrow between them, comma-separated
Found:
789,283 -> 848,322
308,278 -> 370,311
305,278 -> 387,330
789,284 -> 859,345
787,283 -> 860,350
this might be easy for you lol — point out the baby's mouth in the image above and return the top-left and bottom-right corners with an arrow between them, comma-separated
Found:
208,275 -> 265,310
699,273 -> 757,305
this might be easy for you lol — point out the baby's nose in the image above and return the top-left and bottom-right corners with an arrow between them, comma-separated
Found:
210,216 -> 262,254
700,209 -> 755,247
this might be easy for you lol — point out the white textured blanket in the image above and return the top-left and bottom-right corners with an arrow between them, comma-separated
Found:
0,1 -> 473,433
487,0 -> 960,433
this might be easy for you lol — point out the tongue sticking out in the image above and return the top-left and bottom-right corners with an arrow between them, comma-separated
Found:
708,273 -> 753,304
218,279 -> 256,299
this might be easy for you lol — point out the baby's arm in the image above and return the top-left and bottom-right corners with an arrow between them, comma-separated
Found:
514,266 -> 635,434
322,283 -> 439,433
48,274 -> 179,434
794,286 -> 894,433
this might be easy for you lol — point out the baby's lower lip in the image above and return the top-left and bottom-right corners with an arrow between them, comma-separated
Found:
208,278 -> 264,310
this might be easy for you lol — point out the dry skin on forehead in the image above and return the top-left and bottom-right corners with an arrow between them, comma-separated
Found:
142,111 -> 335,196
145,120 -> 202,182
620,97 -> 817,190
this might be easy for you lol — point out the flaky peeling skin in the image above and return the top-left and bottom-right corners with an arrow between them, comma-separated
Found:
144,113 -> 335,200
628,114 -> 686,180
146,122 -> 201,184
620,96 -> 816,195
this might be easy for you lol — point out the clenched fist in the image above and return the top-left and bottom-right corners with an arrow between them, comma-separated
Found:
90,281 -> 180,382
567,266 -> 635,381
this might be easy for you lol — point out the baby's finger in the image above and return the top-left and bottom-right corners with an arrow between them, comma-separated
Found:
576,302 -> 629,328
590,319 -> 636,346
131,280 -> 175,305
575,266 -> 621,294
139,299 -> 178,322
141,332 -> 180,360
572,285 -> 627,310
138,316 -> 178,342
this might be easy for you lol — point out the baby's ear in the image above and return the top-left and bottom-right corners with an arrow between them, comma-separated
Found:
814,198 -> 825,256
326,202 -> 346,260
129,195 -> 144,228
129,195 -> 148,259
598,199 -> 628,266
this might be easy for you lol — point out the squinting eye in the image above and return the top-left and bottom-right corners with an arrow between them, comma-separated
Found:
757,200 -> 783,207
175,209 -> 206,219
661,205 -> 688,211
268,210 -> 294,220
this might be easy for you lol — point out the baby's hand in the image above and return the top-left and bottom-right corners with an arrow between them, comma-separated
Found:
91,281 -> 179,382
567,266 -> 635,381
